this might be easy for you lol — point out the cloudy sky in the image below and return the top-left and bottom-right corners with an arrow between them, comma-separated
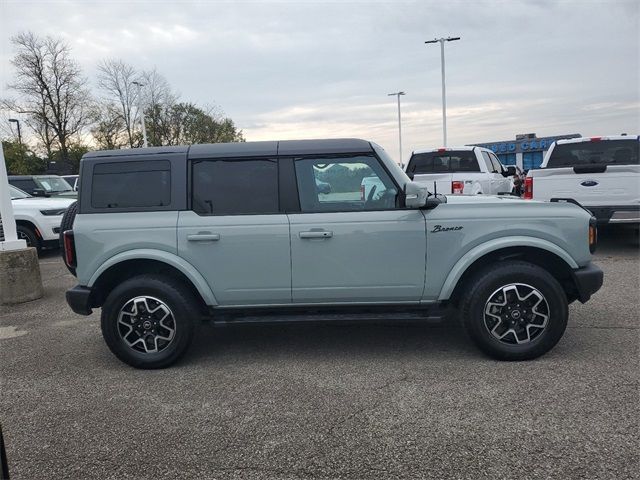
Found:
1,0 -> 638,162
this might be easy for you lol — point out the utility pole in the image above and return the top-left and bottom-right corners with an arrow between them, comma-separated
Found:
132,81 -> 148,148
387,92 -> 406,168
425,36 -> 460,147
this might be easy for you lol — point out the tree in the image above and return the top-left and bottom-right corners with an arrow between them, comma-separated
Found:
96,59 -> 142,148
2,140 -> 45,175
5,32 -> 93,162
145,102 -> 244,146
91,102 -> 128,150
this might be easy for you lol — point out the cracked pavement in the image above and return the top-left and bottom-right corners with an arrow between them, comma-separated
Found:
1,227 -> 638,479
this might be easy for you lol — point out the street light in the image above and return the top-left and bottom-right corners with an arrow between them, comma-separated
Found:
387,92 -> 406,168
132,81 -> 148,148
425,36 -> 460,147
8,118 -> 22,147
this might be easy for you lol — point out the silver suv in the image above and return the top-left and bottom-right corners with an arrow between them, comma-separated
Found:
63,139 -> 603,368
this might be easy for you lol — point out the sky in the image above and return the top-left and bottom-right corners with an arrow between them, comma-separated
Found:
1,0 -> 638,163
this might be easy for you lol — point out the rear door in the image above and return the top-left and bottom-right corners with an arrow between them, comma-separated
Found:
480,151 -> 499,194
288,154 -> 426,303
177,156 -> 291,306
536,138 -> 640,206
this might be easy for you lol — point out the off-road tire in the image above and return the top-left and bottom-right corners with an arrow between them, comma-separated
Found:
59,201 -> 78,275
101,274 -> 198,369
460,261 -> 568,361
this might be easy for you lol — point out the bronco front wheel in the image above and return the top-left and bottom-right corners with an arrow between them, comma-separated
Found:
461,261 -> 568,360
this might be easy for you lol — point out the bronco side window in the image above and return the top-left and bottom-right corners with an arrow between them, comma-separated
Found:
294,155 -> 398,212
191,158 -> 279,215
91,160 -> 171,209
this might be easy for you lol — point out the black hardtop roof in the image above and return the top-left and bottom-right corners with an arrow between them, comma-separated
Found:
83,138 -> 373,160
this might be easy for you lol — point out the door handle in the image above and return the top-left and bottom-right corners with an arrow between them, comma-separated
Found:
299,230 -> 333,239
187,233 -> 220,242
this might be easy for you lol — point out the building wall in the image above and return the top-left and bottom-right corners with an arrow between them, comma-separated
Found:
470,133 -> 581,171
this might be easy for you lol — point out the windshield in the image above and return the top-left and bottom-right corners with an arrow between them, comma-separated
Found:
407,151 -> 480,174
9,185 -> 32,199
34,176 -> 74,192
547,139 -> 639,168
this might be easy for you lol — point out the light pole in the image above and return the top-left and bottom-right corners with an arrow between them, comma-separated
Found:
387,92 -> 406,168
132,81 -> 148,148
425,36 -> 460,147
8,119 -> 22,147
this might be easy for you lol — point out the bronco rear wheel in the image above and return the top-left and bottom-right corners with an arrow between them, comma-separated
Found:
101,274 -> 198,369
461,261 -> 568,360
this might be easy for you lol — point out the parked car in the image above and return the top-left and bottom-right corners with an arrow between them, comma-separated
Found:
406,146 -> 514,195
61,175 -> 79,191
9,185 -> 75,251
63,139 -> 602,369
524,135 -> 639,225
8,175 -> 77,198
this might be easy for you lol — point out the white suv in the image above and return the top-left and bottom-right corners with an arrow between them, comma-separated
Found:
9,185 -> 75,251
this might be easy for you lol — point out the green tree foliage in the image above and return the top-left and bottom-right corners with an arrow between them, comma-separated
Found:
146,102 -> 244,146
2,140 -> 45,175
48,143 -> 90,174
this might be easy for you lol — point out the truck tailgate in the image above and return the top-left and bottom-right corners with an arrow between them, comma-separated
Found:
412,173 -> 453,194
531,165 -> 640,206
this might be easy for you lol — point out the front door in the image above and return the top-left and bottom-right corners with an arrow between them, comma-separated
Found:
289,154 -> 427,304
177,157 -> 291,306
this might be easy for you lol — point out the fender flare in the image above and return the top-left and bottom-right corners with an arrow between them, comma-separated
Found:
88,249 -> 218,306
438,236 -> 579,301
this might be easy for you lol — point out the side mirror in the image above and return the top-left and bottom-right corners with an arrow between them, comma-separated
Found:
32,188 -> 47,197
505,166 -> 516,176
404,181 -> 429,208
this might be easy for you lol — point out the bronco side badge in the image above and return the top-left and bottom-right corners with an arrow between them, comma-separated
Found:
431,225 -> 463,233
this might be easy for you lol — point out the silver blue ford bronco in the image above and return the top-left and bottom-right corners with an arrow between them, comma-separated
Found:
62,139 -> 603,368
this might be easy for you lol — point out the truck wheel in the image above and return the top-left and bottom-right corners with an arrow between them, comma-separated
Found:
101,275 -> 198,369
460,261 -> 568,360
59,201 -> 77,275
17,224 -> 40,251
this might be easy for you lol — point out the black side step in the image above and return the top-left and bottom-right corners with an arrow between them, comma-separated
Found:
208,305 -> 449,326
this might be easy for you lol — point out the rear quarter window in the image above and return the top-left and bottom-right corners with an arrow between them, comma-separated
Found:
91,160 -> 171,209
407,151 -> 480,174
547,140 -> 639,167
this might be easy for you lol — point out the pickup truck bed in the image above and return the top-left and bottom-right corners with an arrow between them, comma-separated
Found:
525,136 -> 639,224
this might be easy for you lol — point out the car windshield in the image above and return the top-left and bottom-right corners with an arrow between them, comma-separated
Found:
34,176 -> 74,192
407,151 -> 480,174
547,139 -> 640,168
9,185 -> 32,199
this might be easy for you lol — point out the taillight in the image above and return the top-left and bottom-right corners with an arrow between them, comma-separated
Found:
360,184 -> 365,201
590,137 -> 602,142
523,176 -> 533,199
589,217 -> 598,253
451,180 -> 464,194
437,148 -> 447,153
63,230 -> 76,268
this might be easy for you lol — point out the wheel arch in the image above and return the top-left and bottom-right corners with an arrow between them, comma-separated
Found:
441,238 -> 580,303
88,251 -> 217,311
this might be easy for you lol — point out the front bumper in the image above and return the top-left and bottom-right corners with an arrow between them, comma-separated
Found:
66,285 -> 93,315
572,263 -> 604,303
586,205 -> 640,225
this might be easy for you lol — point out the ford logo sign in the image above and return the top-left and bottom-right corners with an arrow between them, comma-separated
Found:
581,180 -> 599,187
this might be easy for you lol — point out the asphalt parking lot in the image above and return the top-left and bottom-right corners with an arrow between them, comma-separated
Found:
1,228 -> 638,480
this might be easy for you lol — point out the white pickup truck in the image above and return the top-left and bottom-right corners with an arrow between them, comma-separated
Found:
524,135 -> 639,225
406,146 -> 513,195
